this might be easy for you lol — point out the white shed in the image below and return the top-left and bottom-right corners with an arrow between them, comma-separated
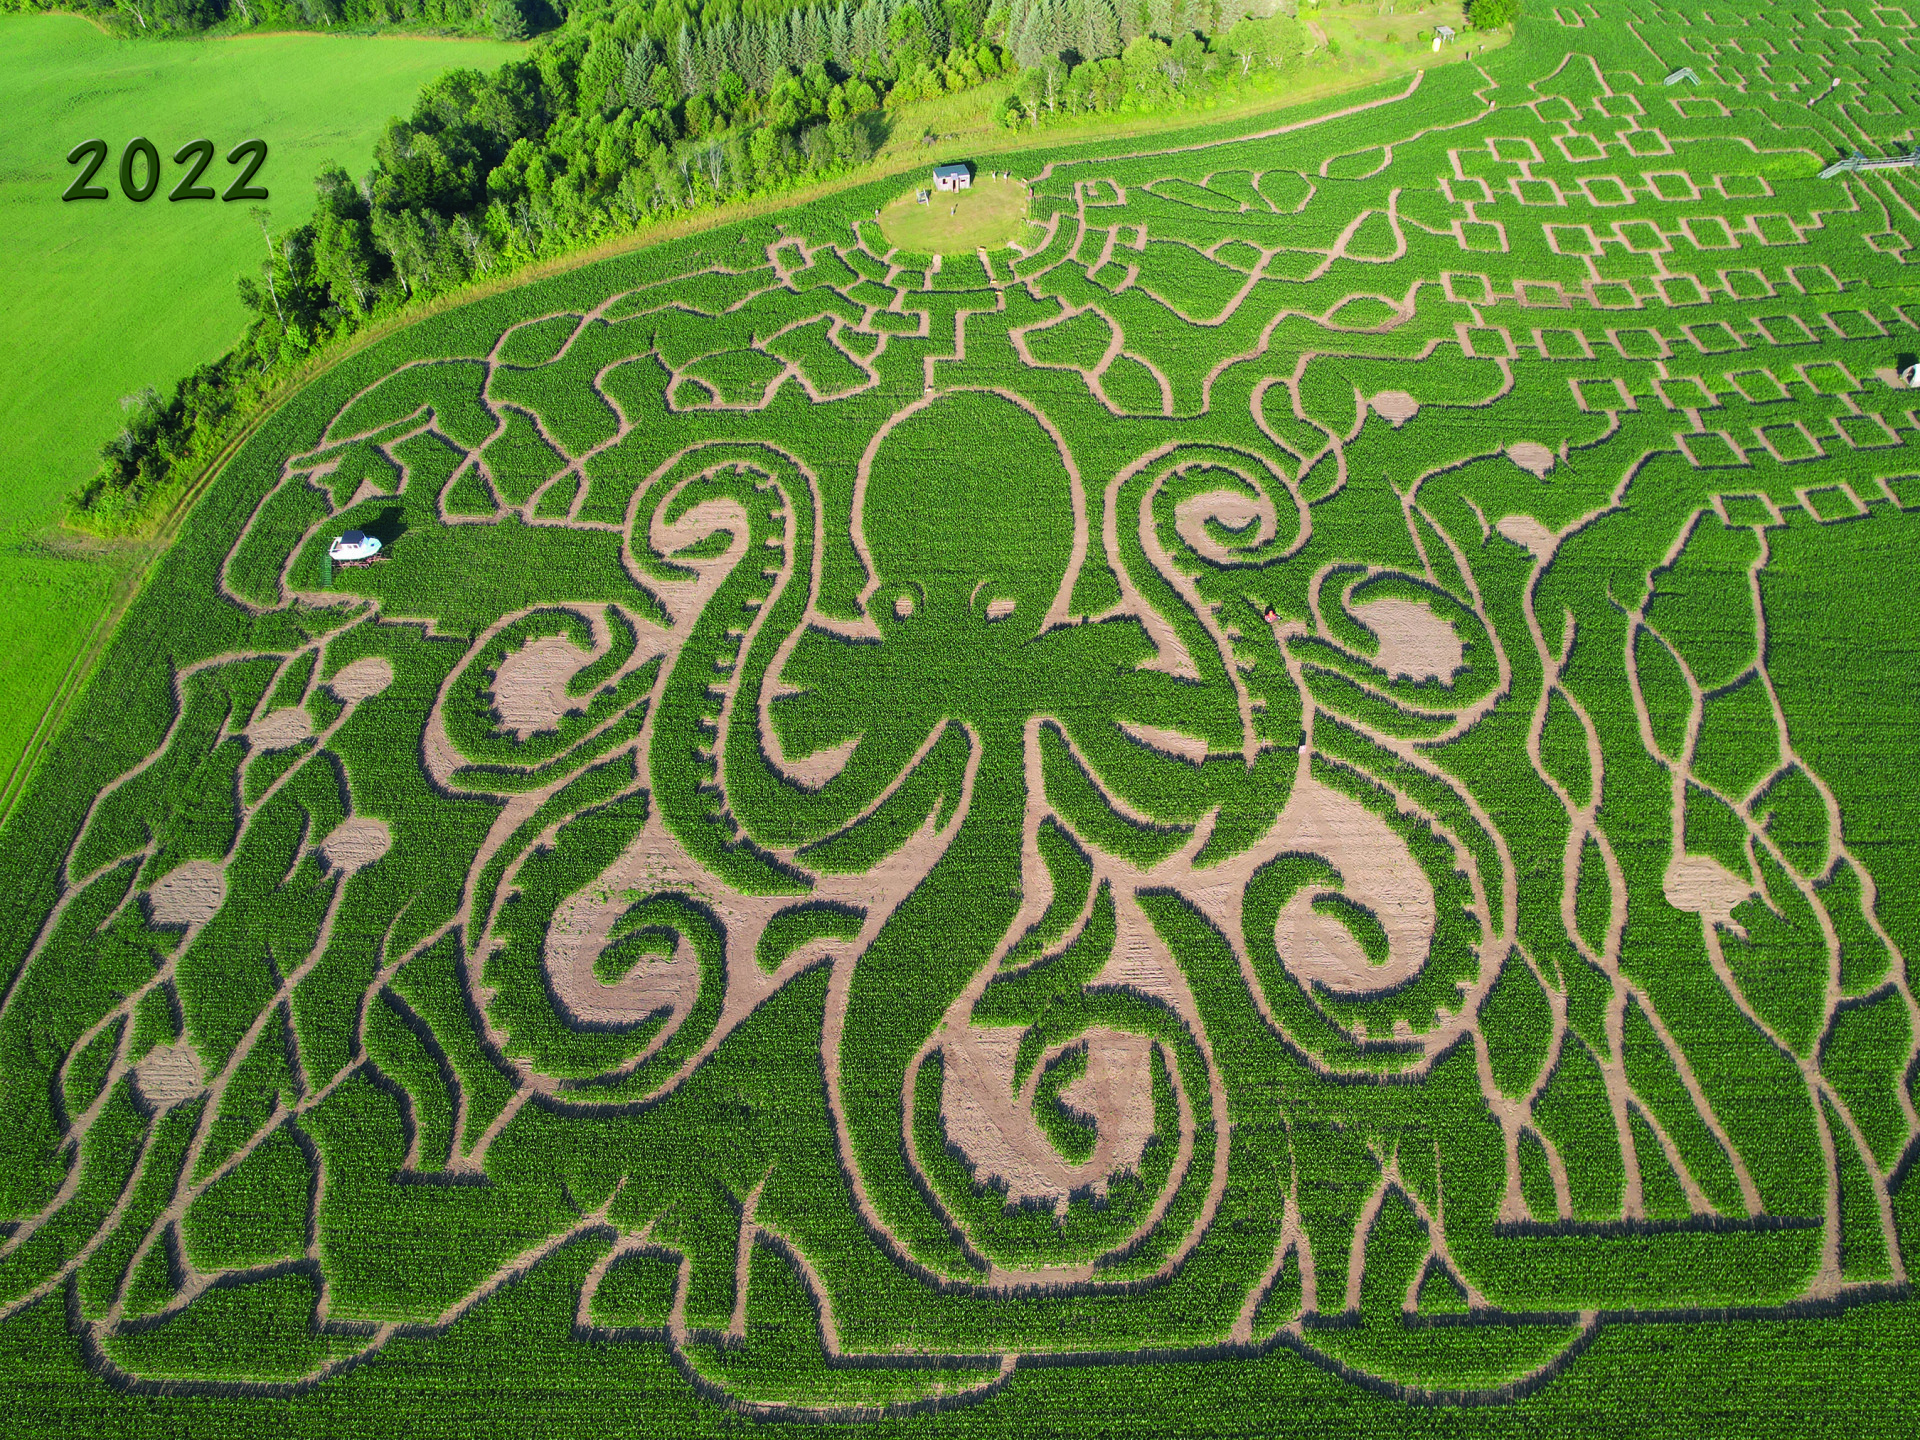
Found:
933,163 -> 972,193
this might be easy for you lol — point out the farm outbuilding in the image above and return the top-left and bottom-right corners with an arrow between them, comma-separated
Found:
1902,359 -> 1920,388
933,163 -> 972,193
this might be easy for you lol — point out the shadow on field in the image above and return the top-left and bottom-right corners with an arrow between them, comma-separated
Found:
362,506 -> 408,550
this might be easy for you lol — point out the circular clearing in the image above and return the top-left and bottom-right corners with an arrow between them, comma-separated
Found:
1371,390 -> 1418,427
875,173 -> 1031,257
1351,596 -> 1462,684
146,861 -> 226,927
133,1041 -> 205,1111
491,633 -> 593,740
320,817 -> 392,874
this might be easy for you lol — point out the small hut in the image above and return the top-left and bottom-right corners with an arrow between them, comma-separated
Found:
1901,359 -> 1920,389
933,163 -> 972,193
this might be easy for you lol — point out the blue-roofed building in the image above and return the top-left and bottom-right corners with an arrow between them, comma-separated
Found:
933,162 -> 972,193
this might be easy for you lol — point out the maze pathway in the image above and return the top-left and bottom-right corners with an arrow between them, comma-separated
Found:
4,2 -> 1920,1413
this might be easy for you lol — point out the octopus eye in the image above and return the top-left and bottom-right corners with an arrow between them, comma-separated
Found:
985,598 -> 1017,621
894,592 -> 915,618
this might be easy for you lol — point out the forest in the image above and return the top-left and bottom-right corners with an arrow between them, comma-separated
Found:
72,0 -> 1348,528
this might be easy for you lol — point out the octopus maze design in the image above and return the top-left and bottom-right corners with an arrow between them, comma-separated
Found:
6,4 -> 1920,1413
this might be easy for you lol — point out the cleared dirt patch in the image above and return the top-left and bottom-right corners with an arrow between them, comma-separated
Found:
1664,854 -> 1753,933
1508,441 -> 1555,477
490,634 -> 592,739
132,1040 -> 204,1111
940,1025 -> 1157,1210
146,861 -> 226,927
1175,485 -> 1274,564
329,656 -> 395,704
1497,513 -> 1556,560
782,736 -> 859,790
320,817 -> 392,874
246,707 -> 313,750
1371,390 -> 1419,426
1119,721 -> 1213,765
1353,596 -> 1462,683
1268,774 -> 1435,997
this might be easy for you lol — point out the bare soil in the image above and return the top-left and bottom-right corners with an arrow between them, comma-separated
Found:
320,816 -> 392,874
1507,442 -> 1555,478
132,1041 -> 204,1111
1352,596 -> 1463,683
1370,390 -> 1418,427
490,633 -> 593,739
246,706 -> 313,750
145,861 -> 226,927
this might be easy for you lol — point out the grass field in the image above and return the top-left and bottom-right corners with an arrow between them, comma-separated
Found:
3,2 -> 1920,1431
0,16 -> 521,813
877,173 -> 1033,253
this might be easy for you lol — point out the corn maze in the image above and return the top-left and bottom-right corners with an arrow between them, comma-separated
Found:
6,2 -> 1920,1424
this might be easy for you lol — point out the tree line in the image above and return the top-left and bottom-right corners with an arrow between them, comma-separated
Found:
68,0 -> 1501,526
77,0 -> 1010,524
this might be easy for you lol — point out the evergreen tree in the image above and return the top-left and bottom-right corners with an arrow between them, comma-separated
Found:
852,1 -> 882,70
916,0 -> 949,58
1011,0 -> 1066,68
743,20 -> 771,88
490,0 -> 530,42
1075,0 -> 1122,60
765,18 -> 790,80
807,6 -> 831,67
622,36 -> 662,109
1010,0 -> 1039,67
675,22 -> 699,94
829,2 -> 854,67
695,26 -> 721,90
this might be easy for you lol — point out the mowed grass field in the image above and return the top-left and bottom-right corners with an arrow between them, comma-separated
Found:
877,172 -> 1032,253
0,16 -> 520,810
